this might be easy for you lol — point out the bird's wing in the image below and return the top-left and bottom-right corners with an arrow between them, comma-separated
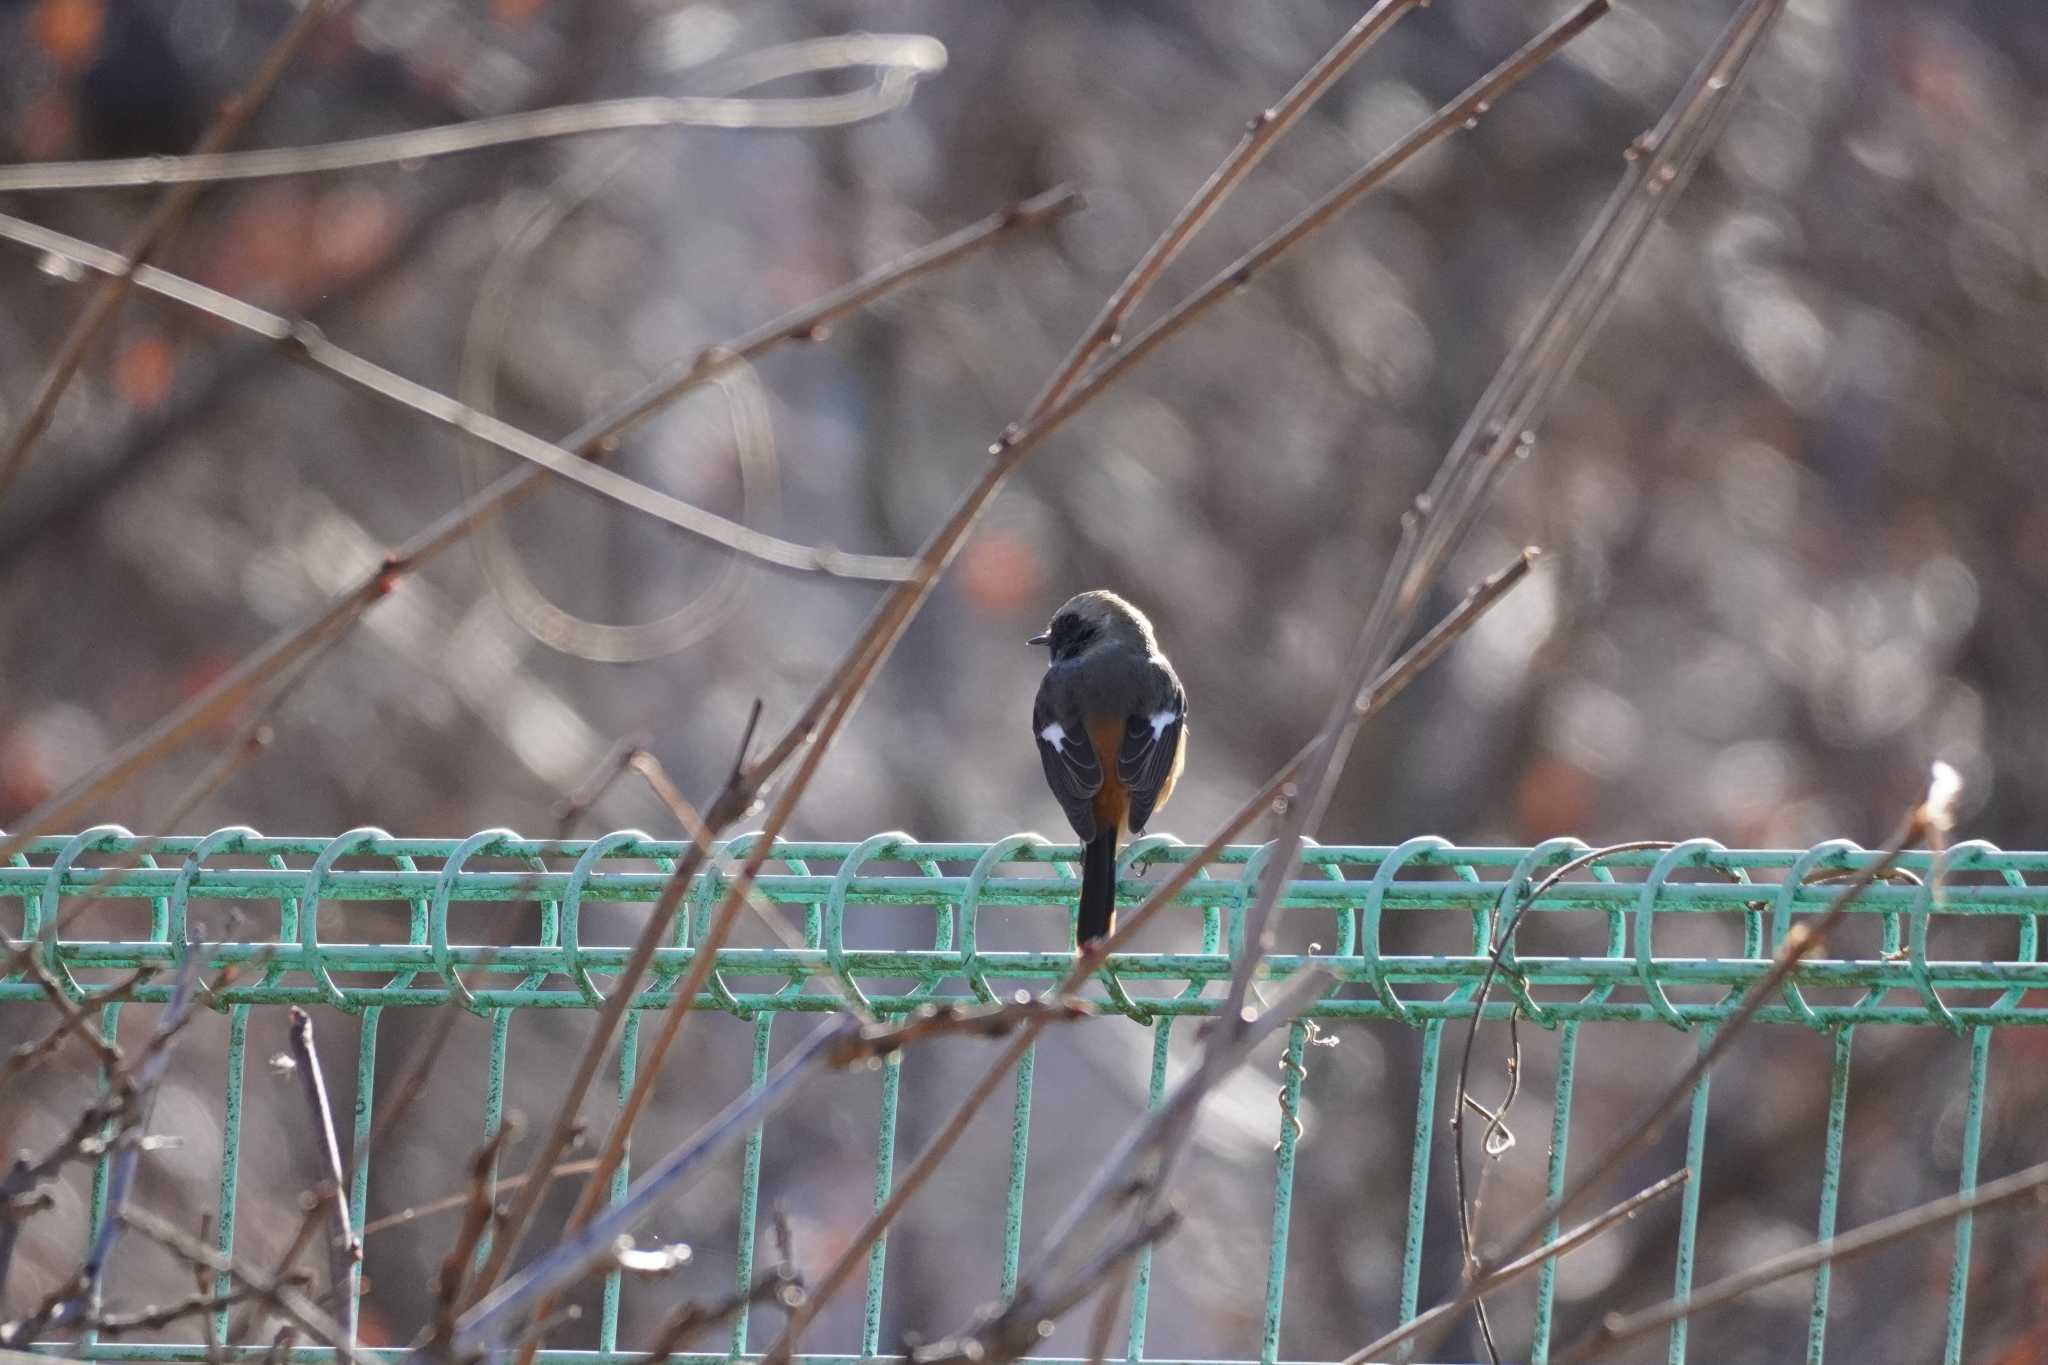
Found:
1034,678 -> 1102,841
1119,667 -> 1186,833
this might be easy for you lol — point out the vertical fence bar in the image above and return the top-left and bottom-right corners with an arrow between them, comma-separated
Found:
1126,1017 -> 1173,1363
346,1009 -> 382,1349
1943,1023 -> 1993,1365
1394,1017 -> 1446,1364
1948,865 -> 2033,1365
1001,1038 -> 1037,1303
211,1003 -> 250,1343
599,1011 -> 643,1355
731,1011 -> 777,1357
80,999 -> 123,1347
1805,1026 -> 1855,1364
864,1019 -> 904,1359
1530,1019 -> 1586,1364
474,1008 -> 515,1273
1260,1021 -> 1309,1365
1667,1021 -> 1716,1365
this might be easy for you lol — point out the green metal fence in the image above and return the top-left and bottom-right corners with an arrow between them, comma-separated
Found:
4,828 -> 2044,1364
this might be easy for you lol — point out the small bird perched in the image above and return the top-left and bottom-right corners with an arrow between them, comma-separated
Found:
1029,590 -> 1188,947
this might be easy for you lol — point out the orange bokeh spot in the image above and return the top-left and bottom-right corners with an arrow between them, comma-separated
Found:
1513,753 -> 1592,838
492,0 -> 546,27
113,332 -> 177,412
31,0 -> 104,71
315,187 -> 398,278
959,529 -> 1043,617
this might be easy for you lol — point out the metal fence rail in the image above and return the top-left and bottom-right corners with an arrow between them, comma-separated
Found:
5,828 -> 2044,1364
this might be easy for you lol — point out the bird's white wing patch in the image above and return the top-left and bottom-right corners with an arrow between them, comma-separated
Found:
1040,721 -> 1068,748
1148,710 -> 1177,740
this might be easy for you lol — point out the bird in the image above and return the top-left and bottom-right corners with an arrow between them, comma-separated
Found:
1029,590 -> 1187,947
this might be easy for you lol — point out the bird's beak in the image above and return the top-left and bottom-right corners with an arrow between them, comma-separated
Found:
1027,631 -> 1050,646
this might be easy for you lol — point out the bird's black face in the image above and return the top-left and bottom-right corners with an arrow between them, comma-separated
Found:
1028,611 -> 1098,663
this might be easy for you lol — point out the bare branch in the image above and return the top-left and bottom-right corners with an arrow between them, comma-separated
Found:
0,211 -> 918,581
1554,1159 -> 2048,1362
1018,0 -> 1422,425
1343,1170 -> 1692,1365
114,1208 -> 363,1365
826,998 -> 1092,1067
0,35 -> 946,192
360,1159 -> 597,1241
426,1124 -> 521,1354
553,734 -> 651,839
451,1015 -> 864,1356
285,1009 -> 358,1342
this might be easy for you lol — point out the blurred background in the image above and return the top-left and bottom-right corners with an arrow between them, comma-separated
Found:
4,0 -> 2048,1361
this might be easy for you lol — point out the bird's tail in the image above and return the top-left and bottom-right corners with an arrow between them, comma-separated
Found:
1078,830 -> 1120,946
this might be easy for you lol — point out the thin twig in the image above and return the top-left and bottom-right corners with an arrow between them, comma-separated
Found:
1554,1159 -> 2048,1362
639,1260 -> 807,1365
910,1207 -> 1182,1365
827,998 -> 1093,1067
92,1286 -> 264,1336
0,35 -> 947,192
0,0 -> 347,503
1342,1169 -> 1692,1365
109,1207 -> 363,1365
1017,0 -> 1422,425
285,1008 -> 358,1342
0,952 -> 140,1088
553,735 -> 651,839
1082,1262 -> 1135,1365
221,1188 -> 337,1351
39,949 -> 224,1337
359,1159 -> 597,1240
427,1124 -> 521,1353
0,211 -> 917,580
0,187 -> 1075,866
450,1014 -> 864,1356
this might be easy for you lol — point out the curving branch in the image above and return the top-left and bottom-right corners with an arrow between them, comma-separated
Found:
0,35 -> 947,193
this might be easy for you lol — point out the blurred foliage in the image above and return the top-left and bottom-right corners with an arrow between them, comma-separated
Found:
4,1 -> 2048,1361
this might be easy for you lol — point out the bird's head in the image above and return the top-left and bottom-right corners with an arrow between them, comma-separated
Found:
1029,590 -> 1155,662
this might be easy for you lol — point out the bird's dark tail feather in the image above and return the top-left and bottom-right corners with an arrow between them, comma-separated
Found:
1078,830 -> 1120,946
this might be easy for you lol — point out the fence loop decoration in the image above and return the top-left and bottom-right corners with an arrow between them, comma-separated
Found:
1635,840 -> 1728,1031
1494,837 -> 1594,1031
297,827 -> 393,1013
957,834 -> 1047,1004
36,825 -> 138,1002
1774,839 -> 1863,1031
1910,842 -> 1977,1036
561,829 -> 648,1008
429,828 -> 517,1014
1360,835 -> 1453,1026
827,832 -> 916,1015
688,832 -> 750,1015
